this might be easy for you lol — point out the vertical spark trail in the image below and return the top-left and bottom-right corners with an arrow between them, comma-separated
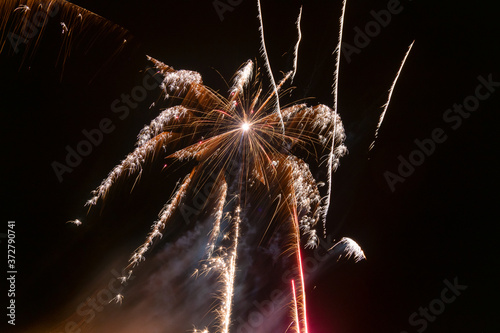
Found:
333,0 -> 348,112
207,180 -> 228,258
291,6 -> 302,82
220,205 -> 240,333
257,0 -> 285,133
369,41 -> 415,150
289,203 -> 309,333
291,279 -> 301,333
296,243 -> 309,333
323,0 -> 348,235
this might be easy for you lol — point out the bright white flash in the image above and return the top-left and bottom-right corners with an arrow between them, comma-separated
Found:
241,122 -> 250,131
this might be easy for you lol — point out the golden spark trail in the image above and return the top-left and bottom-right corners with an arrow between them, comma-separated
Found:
207,180 -> 228,258
220,205 -> 240,333
291,6 -> 302,82
324,0 -> 348,237
257,0 -> 285,132
370,41 -> 415,150
291,279 -> 301,333
126,168 -> 196,273
297,244 -> 309,333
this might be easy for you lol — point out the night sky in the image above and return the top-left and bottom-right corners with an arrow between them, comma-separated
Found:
1,0 -> 499,332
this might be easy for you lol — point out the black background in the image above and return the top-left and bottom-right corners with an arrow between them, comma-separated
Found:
1,0 -> 499,332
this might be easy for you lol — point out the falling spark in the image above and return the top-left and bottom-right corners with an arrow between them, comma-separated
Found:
257,0 -> 285,133
323,0 -> 349,236
291,6 -> 303,82
193,329 -> 209,333
329,237 -> 366,263
109,294 -> 124,305
220,205 -> 240,333
291,279 -> 301,333
60,22 -> 68,34
206,181 -> 228,258
370,41 -> 415,150
125,168 -> 195,273
66,219 -> 82,226
13,5 -> 30,13
296,239 -> 309,333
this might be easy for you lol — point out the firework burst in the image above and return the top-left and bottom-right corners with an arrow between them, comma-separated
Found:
70,0 -> 413,330
83,54 -> 347,331
0,1 -> 415,332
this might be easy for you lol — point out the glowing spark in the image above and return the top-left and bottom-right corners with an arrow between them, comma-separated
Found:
109,294 -> 124,305
118,276 -> 128,284
329,237 -> 366,263
14,5 -> 30,13
60,22 -> 68,35
66,219 -> 82,226
241,122 -> 250,131
370,41 -> 415,151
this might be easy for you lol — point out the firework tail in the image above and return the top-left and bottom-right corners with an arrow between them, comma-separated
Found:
297,245 -> 309,333
257,0 -> 285,133
219,205 -> 240,333
369,41 -> 415,150
291,6 -> 302,82
324,0 -> 348,238
206,179 -> 228,258
125,167 -> 197,274
291,280 -> 301,333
